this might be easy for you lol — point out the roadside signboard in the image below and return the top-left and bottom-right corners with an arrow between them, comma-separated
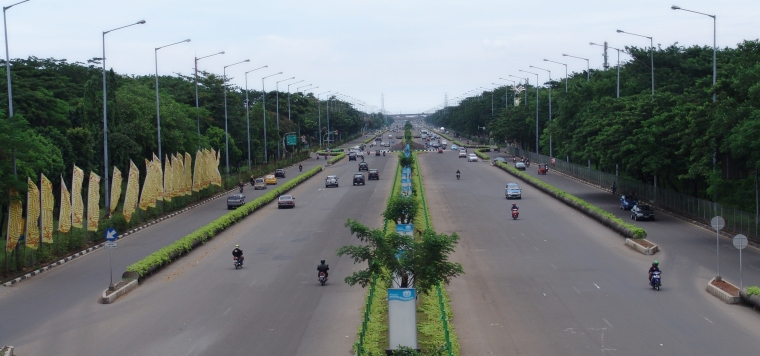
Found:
104,227 -> 117,242
286,134 -> 297,146
105,242 -> 117,249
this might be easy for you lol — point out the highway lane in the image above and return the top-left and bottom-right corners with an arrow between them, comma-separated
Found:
0,135 -> 374,348
3,149 -> 396,355
419,151 -> 760,355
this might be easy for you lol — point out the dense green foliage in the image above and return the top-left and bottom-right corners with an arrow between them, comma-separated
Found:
427,41 -> 760,211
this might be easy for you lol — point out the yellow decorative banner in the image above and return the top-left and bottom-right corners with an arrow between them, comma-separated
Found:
211,149 -> 222,186
153,154 -> 164,202
139,159 -> 153,210
26,178 -> 40,250
184,152 -> 193,196
123,160 -> 139,222
164,154 -> 173,202
110,166 -> 123,214
192,150 -> 201,192
71,165 -> 85,228
87,171 -> 101,232
173,154 -> 182,197
6,189 -> 23,251
40,174 -> 54,244
58,176 -> 71,233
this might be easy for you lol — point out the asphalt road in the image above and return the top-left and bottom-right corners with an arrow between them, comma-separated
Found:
0,134 -> 385,355
419,151 -> 760,355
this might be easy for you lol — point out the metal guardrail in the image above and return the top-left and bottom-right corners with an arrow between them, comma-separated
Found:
508,147 -> 759,243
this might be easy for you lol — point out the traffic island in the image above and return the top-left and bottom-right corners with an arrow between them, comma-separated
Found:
707,278 -> 741,304
1,346 -> 13,356
624,238 -> 659,255
101,277 -> 138,304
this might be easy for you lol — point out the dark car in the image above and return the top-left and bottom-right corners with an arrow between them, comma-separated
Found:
277,194 -> 295,209
349,153 -> 357,161
368,169 -> 379,180
358,162 -> 369,171
353,173 -> 366,185
274,169 -> 286,178
631,204 -> 655,221
227,194 -> 245,210
375,150 -> 381,156
620,195 -> 638,210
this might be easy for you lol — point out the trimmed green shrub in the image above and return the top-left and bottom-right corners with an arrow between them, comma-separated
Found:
747,286 -> 760,296
328,153 -> 346,164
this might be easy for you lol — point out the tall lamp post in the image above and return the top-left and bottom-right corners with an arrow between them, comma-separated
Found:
287,80 -> 304,147
155,39 -> 190,160
261,72 -> 282,163
562,53 -> 589,82
294,84 -> 313,138
317,91 -> 330,148
493,82 -> 509,110
275,77 -> 295,158
544,59 -> 568,93
519,69 -> 540,154
223,59 -> 250,176
244,65 -> 268,168
671,5 -> 716,103
499,78 -> 517,109
530,65 -> 552,158
4,0 -> 30,176
617,29 -> 654,97
590,42 -> 622,98
102,19 -> 146,213
194,51 -> 224,143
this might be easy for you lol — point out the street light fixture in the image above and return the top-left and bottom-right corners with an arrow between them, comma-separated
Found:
244,65 -> 268,168
590,42 -> 623,98
544,59 -> 568,93
297,84 -> 312,93
671,5 -> 716,103
4,0 -> 31,176
261,72 -> 283,163
194,51 -> 224,143
102,19 -> 146,214
617,29 -> 654,97
155,39 -> 190,160
317,91 -> 330,148
519,69 -> 540,154
276,77 -> 296,158
562,53 -> 589,82
223,59 -> 250,176
530,65 -> 553,158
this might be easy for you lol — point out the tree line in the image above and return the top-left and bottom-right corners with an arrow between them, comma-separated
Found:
426,40 -> 760,212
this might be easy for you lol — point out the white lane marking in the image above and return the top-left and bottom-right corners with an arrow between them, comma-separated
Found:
534,246 -> 539,251
543,293 -> 547,297
186,345 -> 197,356
573,287 -> 581,294
250,280 -> 256,287
521,233 -> 526,238
550,263 -> 557,269
594,283 -> 600,289
703,316 -> 713,324
223,307 -> 232,316
750,265 -> 760,272
603,318 -> 613,328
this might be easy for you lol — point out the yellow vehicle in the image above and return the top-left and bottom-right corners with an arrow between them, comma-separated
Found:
264,174 -> 277,185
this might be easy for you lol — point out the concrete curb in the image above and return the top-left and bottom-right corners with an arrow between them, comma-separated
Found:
101,279 -> 138,304
706,278 -> 741,304
1,346 -> 13,356
624,238 -> 659,255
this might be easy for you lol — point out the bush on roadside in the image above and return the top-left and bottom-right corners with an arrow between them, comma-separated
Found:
747,286 -> 760,296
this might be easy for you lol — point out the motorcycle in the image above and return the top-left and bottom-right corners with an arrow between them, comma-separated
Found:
456,173 -> 460,180
382,151 -> 386,156
650,271 -> 661,291
511,209 -> 519,220
234,256 -> 243,269
318,271 -> 327,286
239,185 -> 244,194
299,165 -> 303,172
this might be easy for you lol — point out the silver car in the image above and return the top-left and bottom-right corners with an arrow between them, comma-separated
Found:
325,175 -> 339,188
505,183 -> 522,199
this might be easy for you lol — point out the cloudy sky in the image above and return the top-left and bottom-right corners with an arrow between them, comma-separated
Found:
6,0 -> 759,113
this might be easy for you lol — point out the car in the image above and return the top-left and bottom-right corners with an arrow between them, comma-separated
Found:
358,162 -> 369,171
277,194 -> 295,209
493,157 -> 507,163
459,150 -> 467,158
505,183 -> 522,199
353,173 -> 366,185
368,169 -> 379,180
431,142 -> 439,148
620,195 -> 639,210
265,174 -> 277,185
451,144 -> 458,151
467,154 -> 478,162
375,150 -> 381,156
253,178 -> 267,190
631,204 -> 655,221
274,169 -> 286,178
325,175 -> 339,188
227,194 -> 245,209
515,162 -> 526,170
349,153 -> 357,161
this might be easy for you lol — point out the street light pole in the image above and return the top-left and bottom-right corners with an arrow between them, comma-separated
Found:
287,80 -> 304,148
155,39 -> 190,160
261,72 -> 283,163
544,59 -> 568,93
499,78 -> 517,109
671,5 -> 716,103
520,69 -> 540,154
617,29 -> 654,97
102,19 -> 146,213
531,65 -> 552,158
317,91 -> 330,148
223,59 -> 250,176
275,77 -> 295,159
3,0 -> 30,177
590,43 -> 622,98
194,51 -> 224,144
244,65 -> 268,168
562,53 -> 589,82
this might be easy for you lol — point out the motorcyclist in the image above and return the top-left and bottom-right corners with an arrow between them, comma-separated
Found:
317,259 -> 329,280
511,203 -> 519,211
232,244 -> 244,264
648,261 -> 660,282
456,169 -> 461,179
238,181 -> 244,193
299,164 -> 303,172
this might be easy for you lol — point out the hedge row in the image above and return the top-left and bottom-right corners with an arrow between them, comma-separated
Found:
363,130 -> 387,144
124,165 -> 324,278
327,152 -> 346,164
493,161 -> 647,239
473,149 -> 491,161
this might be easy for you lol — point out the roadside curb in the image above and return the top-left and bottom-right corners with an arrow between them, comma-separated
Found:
707,278 -> 741,304
101,278 -> 138,304
624,238 -> 659,255
1,346 -> 13,356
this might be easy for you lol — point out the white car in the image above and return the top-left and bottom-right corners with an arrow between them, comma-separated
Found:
468,154 -> 478,162
458,150 -> 467,158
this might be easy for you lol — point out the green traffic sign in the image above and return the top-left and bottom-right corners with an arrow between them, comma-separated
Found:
286,134 -> 297,146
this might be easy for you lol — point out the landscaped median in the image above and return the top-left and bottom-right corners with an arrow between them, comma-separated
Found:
102,165 -> 325,303
493,161 -> 649,241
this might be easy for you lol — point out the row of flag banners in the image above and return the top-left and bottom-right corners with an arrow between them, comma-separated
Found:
5,149 -> 223,252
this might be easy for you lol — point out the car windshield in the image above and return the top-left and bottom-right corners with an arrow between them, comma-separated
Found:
327,175 -> 337,179
370,169 -> 377,172
255,178 -> 264,183
279,195 -> 293,200
507,184 -> 519,190
229,194 -> 242,199
637,205 -> 652,211
354,174 -> 363,178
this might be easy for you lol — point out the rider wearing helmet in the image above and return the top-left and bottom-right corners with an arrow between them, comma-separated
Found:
648,261 -> 660,281
232,244 -> 244,264
511,203 -> 518,211
317,259 -> 329,279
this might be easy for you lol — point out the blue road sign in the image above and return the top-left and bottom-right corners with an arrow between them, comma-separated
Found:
104,227 -> 117,242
